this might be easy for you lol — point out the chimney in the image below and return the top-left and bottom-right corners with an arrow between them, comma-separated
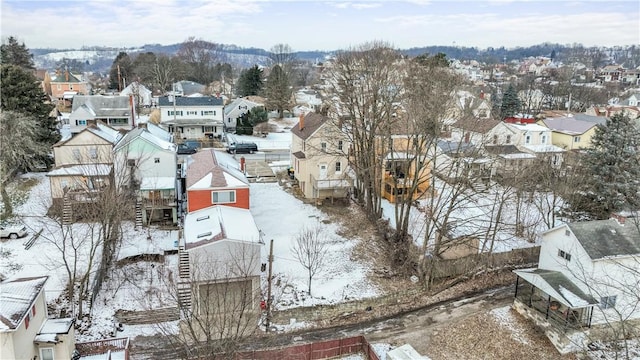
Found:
240,156 -> 246,173
65,69 -> 69,82
610,212 -> 626,226
479,90 -> 485,99
299,113 -> 305,131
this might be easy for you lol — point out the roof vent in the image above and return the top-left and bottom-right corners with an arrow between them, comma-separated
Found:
196,215 -> 210,221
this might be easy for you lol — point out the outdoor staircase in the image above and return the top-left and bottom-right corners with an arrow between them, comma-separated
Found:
472,181 -> 488,193
62,194 -> 73,225
177,251 -> 192,313
134,198 -> 143,229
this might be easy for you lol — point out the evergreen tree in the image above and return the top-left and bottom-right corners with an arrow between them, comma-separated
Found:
235,107 -> 268,135
236,65 -> 263,96
415,52 -> 450,68
1,65 -> 58,151
500,84 -> 521,119
1,36 -> 34,69
564,112 -> 640,219
108,52 -> 133,90
264,64 -> 291,119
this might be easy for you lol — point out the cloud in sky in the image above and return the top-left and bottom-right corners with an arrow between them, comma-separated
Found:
1,0 -> 638,51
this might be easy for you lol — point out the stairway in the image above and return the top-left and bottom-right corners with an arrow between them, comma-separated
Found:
177,251 -> 192,314
135,198 -> 143,228
62,195 -> 73,225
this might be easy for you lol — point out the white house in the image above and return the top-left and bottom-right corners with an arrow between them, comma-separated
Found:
120,81 -> 153,108
113,123 -> 178,225
68,95 -> 135,134
223,97 -> 262,132
513,217 -> 640,353
177,205 -> 262,333
158,96 -> 224,139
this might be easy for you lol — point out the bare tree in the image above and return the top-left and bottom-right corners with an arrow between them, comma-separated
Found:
324,41 -> 404,220
291,226 -> 328,296
177,37 -> 218,85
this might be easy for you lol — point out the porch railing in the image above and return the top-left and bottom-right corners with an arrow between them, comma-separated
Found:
515,282 -> 592,330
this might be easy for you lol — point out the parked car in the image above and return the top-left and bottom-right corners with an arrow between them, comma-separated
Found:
227,142 -> 258,154
177,144 -> 197,155
0,224 -> 28,239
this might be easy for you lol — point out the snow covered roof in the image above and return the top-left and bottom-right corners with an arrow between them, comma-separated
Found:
87,122 -> 124,144
145,122 -> 173,142
114,127 -> 176,152
47,164 -> 112,177
71,95 -> 131,118
184,205 -> 260,249
35,318 -> 74,342
186,150 -> 248,190
500,153 -> 536,160
521,144 -> 565,153
514,269 -> 597,308
140,176 -> 175,190
224,98 -> 261,116
0,276 -> 48,331
508,123 -> 550,132
157,96 -> 223,107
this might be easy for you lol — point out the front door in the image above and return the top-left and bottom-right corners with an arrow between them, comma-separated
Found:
319,164 -> 327,180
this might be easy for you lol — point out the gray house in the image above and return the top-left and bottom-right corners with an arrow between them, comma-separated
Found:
68,95 -> 134,134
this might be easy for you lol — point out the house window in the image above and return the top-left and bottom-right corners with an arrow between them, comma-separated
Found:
154,158 -> 160,164
76,120 -> 87,126
202,110 -> 214,116
187,110 -> 197,115
32,305 -> 36,316
525,135 -> 531,144
72,149 -> 81,160
493,135 -> 498,144
541,135 -> 547,144
335,162 -> 341,172
565,229 -> 571,236
321,142 -> 327,152
25,314 -> 30,329
40,348 -> 54,360
127,159 -> 136,167
600,295 -> 617,309
338,140 -> 343,151
110,118 -> 129,125
573,136 -> 581,143
557,249 -> 572,261
89,147 -> 98,159
212,190 -> 236,204
506,135 -> 511,144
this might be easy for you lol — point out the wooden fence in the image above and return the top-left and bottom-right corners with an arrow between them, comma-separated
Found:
431,246 -> 541,279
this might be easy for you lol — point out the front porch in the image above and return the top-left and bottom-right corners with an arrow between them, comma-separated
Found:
513,268 -> 599,354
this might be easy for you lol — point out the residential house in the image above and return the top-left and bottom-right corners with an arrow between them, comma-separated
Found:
50,70 -> 89,102
290,113 -> 353,201
158,96 -> 224,139
538,115 -> 606,150
0,276 -> 75,360
433,140 -> 490,185
513,217 -> 640,353
177,205 -> 262,334
113,123 -> 178,225
0,276 -> 130,360
381,133 -> 432,203
185,150 -> 250,212
47,122 -> 123,206
171,80 -> 207,97
599,64 -> 624,82
510,123 -> 565,168
621,68 -> 640,86
120,82 -> 153,108
452,90 -> 492,119
68,95 -> 135,134
585,105 -> 640,120
223,97 -> 262,132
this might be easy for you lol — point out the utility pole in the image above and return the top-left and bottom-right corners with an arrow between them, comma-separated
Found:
266,239 -> 274,332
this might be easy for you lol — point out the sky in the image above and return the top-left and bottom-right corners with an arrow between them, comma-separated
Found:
1,1 -> 639,52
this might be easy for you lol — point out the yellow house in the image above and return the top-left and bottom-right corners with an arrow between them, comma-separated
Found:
538,115 -> 605,150
47,122 -> 123,205
381,135 -> 432,203
290,113 -> 353,201
0,277 -> 76,360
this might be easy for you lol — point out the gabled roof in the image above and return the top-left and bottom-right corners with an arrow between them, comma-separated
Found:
567,219 -> 640,260
157,96 -> 223,107
184,205 -> 259,249
114,127 -> 176,152
71,95 -> 131,118
186,150 -> 248,190
53,121 -> 123,147
224,98 -> 261,116
174,80 -> 206,96
51,71 -> 82,83
290,112 -> 328,140
540,117 -> 599,135
0,276 -> 48,331
437,140 -> 476,155
452,117 -> 500,134
145,122 -> 173,142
